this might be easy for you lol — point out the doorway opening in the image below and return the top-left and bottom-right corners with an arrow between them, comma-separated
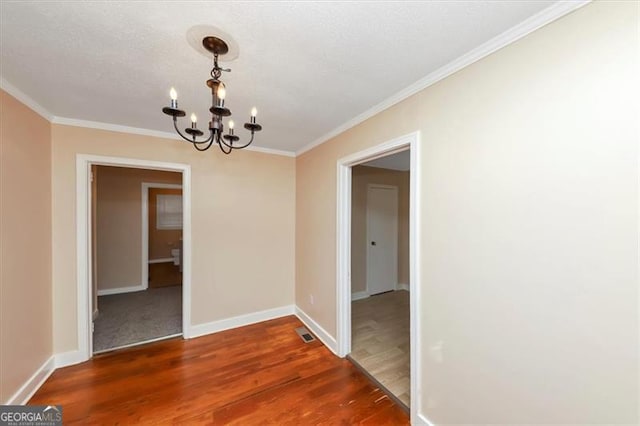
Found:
91,166 -> 184,353
336,132 -> 421,423
76,155 -> 192,361
350,153 -> 410,407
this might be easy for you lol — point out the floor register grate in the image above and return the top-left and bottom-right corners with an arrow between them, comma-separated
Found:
295,326 -> 316,343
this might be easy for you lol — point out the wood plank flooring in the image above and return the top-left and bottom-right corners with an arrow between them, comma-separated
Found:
29,316 -> 408,425
351,290 -> 410,406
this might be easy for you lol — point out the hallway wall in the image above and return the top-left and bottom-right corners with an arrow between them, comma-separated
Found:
51,125 -> 296,354
0,90 -> 52,403
296,2 -> 639,423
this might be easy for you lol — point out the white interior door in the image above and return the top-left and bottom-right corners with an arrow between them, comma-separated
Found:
366,184 -> 398,295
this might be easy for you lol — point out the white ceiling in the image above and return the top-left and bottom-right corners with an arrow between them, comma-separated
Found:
1,1 -> 557,154
363,150 -> 410,172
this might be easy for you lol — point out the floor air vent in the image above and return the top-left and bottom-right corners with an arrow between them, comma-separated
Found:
295,327 -> 316,343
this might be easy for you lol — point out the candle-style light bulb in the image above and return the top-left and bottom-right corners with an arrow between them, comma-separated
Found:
217,86 -> 226,100
169,87 -> 178,109
251,107 -> 257,123
228,120 -> 234,130
190,113 -> 197,124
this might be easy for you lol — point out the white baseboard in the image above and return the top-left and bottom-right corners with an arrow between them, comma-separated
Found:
93,333 -> 182,355
351,291 -> 370,301
294,306 -> 338,355
9,304 -> 338,404
187,304 -> 295,339
416,413 -> 436,425
5,355 -> 55,405
397,283 -> 410,292
55,350 -> 87,368
97,284 -> 146,296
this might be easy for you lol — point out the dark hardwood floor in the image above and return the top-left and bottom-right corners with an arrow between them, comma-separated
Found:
29,316 -> 409,425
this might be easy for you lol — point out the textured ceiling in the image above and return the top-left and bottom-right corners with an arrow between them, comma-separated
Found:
1,1 -> 555,153
363,150 -> 411,171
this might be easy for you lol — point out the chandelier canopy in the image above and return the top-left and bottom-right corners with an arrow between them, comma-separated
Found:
162,36 -> 262,154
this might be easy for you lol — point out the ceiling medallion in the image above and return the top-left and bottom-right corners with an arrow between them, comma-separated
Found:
162,36 -> 262,154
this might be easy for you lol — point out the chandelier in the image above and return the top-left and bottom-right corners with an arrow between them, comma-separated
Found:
162,36 -> 262,154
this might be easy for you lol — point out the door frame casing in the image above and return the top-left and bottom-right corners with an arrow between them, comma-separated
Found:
76,154 -> 192,360
141,182 -> 183,290
336,131 -> 421,424
365,183 -> 399,295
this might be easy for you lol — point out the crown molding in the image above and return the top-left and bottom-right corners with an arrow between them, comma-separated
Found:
242,144 -> 296,157
3,1 -> 589,159
0,76 -> 54,121
52,116 -> 183,140
50,116 -> 295,157
296,0 -> 591,156
0,77 -> 294,157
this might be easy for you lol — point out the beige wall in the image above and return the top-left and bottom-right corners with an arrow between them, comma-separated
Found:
296,2 -> 638,424
351,165 -> 409,293
95,166 -> 181,290
52,125 -> 296,352
0,90 -> 52,403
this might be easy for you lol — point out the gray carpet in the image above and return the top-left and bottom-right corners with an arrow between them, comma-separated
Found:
93,286 -> 182,353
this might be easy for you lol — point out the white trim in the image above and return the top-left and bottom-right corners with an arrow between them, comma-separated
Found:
54,116 -> 184,141
3,2 -> 587,161
409,135 -> 423,425
397,283 -> 410,292
351,291 -> 370,301
417,413 -> 436,426
9,303 -> 350,405
189,305 -> 295,339
53,116 -> 295,157
294,306 -> 338,355
336,131 -> 422,424
92,333 -> 182,355
243,144 -> 296,158
142,183 -> 184,189
54,350 -> 86,369
141,182 -> 182,290
97,285 -> 146,296
76,155 -> 193,363
0,77 -> 54,121
0,82 -> 295,157
76,158 -> 92,361
148,257 -> 175,264
4,356 -> 55,405
336,160 -> 352,356
295,0 -> 590,156
181,166 -> 193,338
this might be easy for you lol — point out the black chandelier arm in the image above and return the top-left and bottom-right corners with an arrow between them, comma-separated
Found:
172,118 -> 214,145
193,139 -> 216,151
217,136 -> 233,155
218,132 -> 255,150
